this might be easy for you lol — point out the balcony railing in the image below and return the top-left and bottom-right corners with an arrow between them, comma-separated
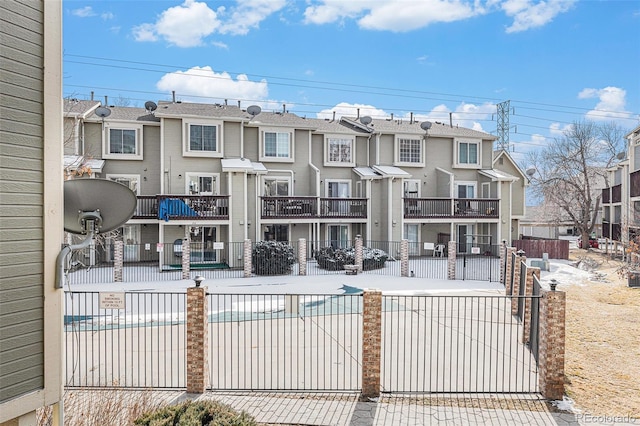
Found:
612,184 -> 622,203
260,197 -> 368,219
404,198 -> 500,219
132,195 -> 230,221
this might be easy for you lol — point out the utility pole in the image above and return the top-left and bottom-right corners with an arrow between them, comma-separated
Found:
497,100 -> 510,151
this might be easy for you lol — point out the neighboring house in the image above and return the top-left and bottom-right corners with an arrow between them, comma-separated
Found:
519,205 -> 587,239
601,124 -> 640,242
0,1 -> 64,425
63,97 -> 527,268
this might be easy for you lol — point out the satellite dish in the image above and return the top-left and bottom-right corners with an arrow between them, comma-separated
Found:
144,101 -> 157,113
95,106 -> 111,118
526,167 -> 536,177
247,105 -> 262,116
56,179 -> 137,288
420,121 -> 432,131
360,116 -> 372,126
616,151 -> 626,160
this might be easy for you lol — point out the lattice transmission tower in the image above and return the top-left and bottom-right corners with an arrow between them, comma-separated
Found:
497,100 -> 510,151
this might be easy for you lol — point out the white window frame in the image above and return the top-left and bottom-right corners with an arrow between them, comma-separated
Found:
183,119 -> 223,158
262,176 -> 292,196
325,179 -> 351,198
260,128 -> 294,162
455,181 -> 477,198
403,179 -> 421,198
327,224 -> 350,248
185,172 -> 220,195
324,135 -> 355,167
103,123 -> 143,160
106,174 -> 140,195
454,138 -> 481,168
482,182 -> 491,198
394,135 -> 424,167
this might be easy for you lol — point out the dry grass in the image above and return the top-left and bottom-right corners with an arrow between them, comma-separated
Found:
37,389 -> 181,426
563,249 -> 640,418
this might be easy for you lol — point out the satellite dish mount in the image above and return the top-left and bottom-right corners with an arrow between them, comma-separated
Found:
56,179 -> 137,288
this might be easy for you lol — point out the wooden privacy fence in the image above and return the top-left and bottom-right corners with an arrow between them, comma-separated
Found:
512,239 -> 569,259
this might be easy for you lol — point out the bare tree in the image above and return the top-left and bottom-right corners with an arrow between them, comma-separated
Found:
526,121 -> 626,249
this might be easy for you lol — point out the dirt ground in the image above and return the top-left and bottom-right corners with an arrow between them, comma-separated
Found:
561,248 -> 640,418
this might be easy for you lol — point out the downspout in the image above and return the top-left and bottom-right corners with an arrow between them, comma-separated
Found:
388,177 -> 394,242
74,117 -> 81,155
243,171 -> 248,240
240,119 -> 246,158
308,131 -> 321,207
376,133 -> 381,165
366,179 -> 372,239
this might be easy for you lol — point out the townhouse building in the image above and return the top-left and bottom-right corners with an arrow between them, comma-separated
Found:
64,98 -> 526,269
601,124 -> 640,242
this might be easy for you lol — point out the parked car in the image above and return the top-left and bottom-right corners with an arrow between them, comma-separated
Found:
578,237 -> 599,249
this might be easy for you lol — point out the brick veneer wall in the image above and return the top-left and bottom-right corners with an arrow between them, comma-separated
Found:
400,239 -> 409,277
362,289 -> 382,398
521,266 -> 540,344
181,238 -> 190,280
298,238 -> 307,275
114,240 -> 123,282
511,255 -> 526,315
538,287 -> 566,400
504,247 -> 516,295
186,286 -> 209,393
243,239 -> 252,277
447,241 -> 456,280
355,236 -> 363,272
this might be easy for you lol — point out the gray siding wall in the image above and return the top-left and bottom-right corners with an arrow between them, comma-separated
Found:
0,0 -> 45,403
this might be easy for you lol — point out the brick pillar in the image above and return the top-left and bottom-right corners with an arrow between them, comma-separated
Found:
355,235 -> 363,272
362,289 -> 382,398
243,239 -> 252,277
521,266 -> 540,344
505,247 -> 516,296
400,239 -> 409,277
447,241 -> 456,280
298,238 -> 307,276
511,255 -> 526,315
181,238 -> 190,280
499,241 -> 507,284
186,285 -> 209,393
539,287 -> 566,400
114,240 -> 124,282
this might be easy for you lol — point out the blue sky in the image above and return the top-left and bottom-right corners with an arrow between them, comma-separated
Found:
63,0 -> 640,164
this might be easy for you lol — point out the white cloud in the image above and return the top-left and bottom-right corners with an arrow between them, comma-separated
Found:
218,0 -> 287,35
549,122 -> 572,136
72,6 -> 96,18
101,12 -> 114,20
502,0 -> 576,33
316,102 -> 388,120
577,86 -> 634,122
156,66 -> 269,102
211,41 -> 229,49
133,0 -> 286,47
408,102 -> 495,132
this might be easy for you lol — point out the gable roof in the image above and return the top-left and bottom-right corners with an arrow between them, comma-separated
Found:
493,149 -> 528,181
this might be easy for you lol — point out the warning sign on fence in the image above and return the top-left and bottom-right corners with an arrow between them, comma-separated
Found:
99,292 -> 126,310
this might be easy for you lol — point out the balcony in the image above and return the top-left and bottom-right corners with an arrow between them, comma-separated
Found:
631,170 -> 640,198
612,184 -> 622,203
404,198 -> 500,219
260,197 -> 368,219
132,195 -> 230,221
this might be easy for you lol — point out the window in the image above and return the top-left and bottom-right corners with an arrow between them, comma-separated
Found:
395,136 -> 423,166
328,225 -> 349,248
190,124 -> 217,152
186,173 -> 218,195
107,174 -> 139,194
263,177 -> 290,196
104,125 -> 143,159
456,139 -> 480,167
404,180 -> 420,198
183,120 -> 223,157
325,136 -> 354,166
261,130 -> 293,161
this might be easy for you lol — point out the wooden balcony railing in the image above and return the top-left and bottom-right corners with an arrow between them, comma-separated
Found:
259,197 -> 368,219
132,195 -> 230,220
404,198 -> 500,219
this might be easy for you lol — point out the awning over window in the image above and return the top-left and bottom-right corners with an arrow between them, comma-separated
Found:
221,158 -> 267,174
478,169 -> 518,182
372,165 -> 412,178
353,167 -> 382,180
64,155 -> 105,174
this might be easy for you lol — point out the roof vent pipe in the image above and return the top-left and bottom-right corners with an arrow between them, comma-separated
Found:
391,113 -> 394,121
357,108 -> 360,119
449,112 -> 453,127
172,91 -> 176,103
332,111 -> 336,122
104,96 -> 108,106
90,91 -> 94,101
410,112 -> 414,124
283,104 -> 286,113
238,100 -> 241,108
224,99 -> 228,106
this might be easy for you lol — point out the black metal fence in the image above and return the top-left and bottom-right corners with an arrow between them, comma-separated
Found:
64,291 -> 187,389
207,293 -> 362,391
381,295 -> 539,394
455,243 -> 501,281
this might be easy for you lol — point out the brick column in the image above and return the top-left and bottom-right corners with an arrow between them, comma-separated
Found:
511,255 -> 526,315
521,266 -> 540,344
504,247 -> 516,296
186,285 -> 209,393
181,238 -> 190,280
499,241 -> 507,284
243,239 -> 252,277
400,239 -> 409,277
539,286 -> 566,400
447,241 -> 456,280
362,289 -> 382,398
355,235 -> 363,272
298,238 -> 307,276
114,240 -> 124,282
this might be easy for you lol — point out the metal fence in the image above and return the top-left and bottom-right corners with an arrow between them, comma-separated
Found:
455,243 -> 501,282
381,295 -> 540,394
65,291 -> 187,389
207,293 -> 363,391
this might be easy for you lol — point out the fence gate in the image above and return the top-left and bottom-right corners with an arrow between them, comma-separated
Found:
455,243 -> 501,282
380,294 -> 539,394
